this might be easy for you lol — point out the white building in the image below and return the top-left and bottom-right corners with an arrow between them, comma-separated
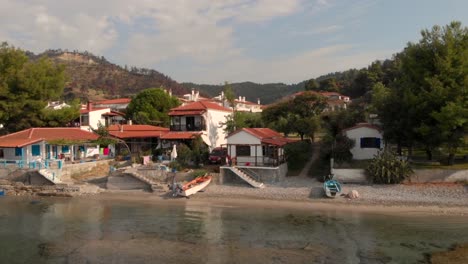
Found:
225,128 -> 294,166
79,102 -> 112,131
161,101 -> 233,150
343,123 -> 383,160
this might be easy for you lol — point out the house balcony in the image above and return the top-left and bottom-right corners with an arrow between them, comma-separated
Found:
170,124 -> 206,132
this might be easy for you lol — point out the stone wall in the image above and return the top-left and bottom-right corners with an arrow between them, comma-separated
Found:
59,160 -> 111,182
107,174 -> 151,191
220,163 -> 288,185
333,168 -> 468,183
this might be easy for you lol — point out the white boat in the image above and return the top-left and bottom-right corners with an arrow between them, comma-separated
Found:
323,180 -> 342,198
174,175 -> 212,197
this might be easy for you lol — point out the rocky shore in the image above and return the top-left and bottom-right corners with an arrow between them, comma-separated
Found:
0,179 -> 101,197
2,175 -> 467,215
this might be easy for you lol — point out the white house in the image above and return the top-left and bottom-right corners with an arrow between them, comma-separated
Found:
0,128 -> 99,165
161,101 -> 233,150
226,128 -> 294,166
343,123 -> 383,160
79,102 -> 112,131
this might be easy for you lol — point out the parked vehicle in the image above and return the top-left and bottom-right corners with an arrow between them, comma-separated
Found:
208,147 -> 228,164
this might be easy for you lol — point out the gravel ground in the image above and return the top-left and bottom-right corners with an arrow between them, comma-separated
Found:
196,176 -> 468,208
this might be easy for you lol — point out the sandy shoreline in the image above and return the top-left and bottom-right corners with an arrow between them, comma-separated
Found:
86,175 -> 468,216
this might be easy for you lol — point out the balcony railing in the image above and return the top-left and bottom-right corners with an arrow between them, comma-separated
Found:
170,124 -> 206,131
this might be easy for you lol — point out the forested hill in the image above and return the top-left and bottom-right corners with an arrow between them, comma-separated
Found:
28,50 -> 188,101
182,81 -> 306,105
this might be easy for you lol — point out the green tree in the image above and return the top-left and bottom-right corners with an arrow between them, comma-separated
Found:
41,99 -> 80,127
304,78 -> 319,91
319,78 -> 339,92
0,43 -> 66,132
398,21 -> 467,162
262,92 -> 327,140
126,88 -> 180,126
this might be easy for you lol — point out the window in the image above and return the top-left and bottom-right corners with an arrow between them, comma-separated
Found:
360,137 -> 381,149
62,146 -> 70,153
15,147 -> 23,157
262,146 -> 275,158
81,114 -> 89,126
32,145 -> 41,156
236,145 -> 251,156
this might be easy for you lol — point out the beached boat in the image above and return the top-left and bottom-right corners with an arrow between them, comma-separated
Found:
323,180 -> 342,198
174,175 -> 212,197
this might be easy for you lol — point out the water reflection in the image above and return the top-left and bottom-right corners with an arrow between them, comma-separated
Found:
0,197 -> 467,263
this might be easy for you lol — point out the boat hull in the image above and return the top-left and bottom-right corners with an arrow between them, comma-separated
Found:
323,180 -> 342,198
177,176 -> 212,197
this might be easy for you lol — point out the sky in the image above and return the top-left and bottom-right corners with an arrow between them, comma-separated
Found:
1,0 -> 467,85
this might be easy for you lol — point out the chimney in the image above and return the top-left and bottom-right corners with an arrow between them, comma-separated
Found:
191,88 -> 195,101
169,89 -> 172,96
221,91 -> 224,99
128,119 -> 132,125
243,96 -> 246,102
195,90 -> 199,101
119,125 -> 123,132
257,98 -> 260,105
87,101 -> 92,111
238,96 -> 241,101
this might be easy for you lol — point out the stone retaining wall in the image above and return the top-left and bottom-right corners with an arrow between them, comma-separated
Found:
333,168 -> 468,183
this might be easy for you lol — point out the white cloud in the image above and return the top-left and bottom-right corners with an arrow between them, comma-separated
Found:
0,0 -> 386,84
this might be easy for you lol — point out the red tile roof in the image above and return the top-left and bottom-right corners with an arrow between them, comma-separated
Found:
79,107 -> 109,114
160,131 -> 202,140
169,101 -> 232,115
168,110 -> 204,116
229,128 -> 295,146
94,98 -> 131,105
0,128 -> 98,148
108,125 -> 169,139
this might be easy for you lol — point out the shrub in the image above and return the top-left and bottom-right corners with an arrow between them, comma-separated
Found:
176,144 -> 192,166
169,161 -> 182,172
284,140 -> 312,170
320,134 -> 354,164
366,149 -> 413,184
191,169 -> 208,179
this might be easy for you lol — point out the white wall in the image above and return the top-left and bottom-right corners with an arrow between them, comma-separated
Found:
226,131 -> 263,164
345,127 -> 383,160
81,108 -> 110,131
202,109 -> 232,150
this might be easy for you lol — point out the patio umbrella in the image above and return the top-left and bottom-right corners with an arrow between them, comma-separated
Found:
171,144 -> 178,161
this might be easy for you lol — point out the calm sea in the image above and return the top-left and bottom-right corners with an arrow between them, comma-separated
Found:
0,196 -> 467,264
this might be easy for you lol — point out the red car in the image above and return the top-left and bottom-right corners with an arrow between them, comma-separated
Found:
208,147 -> 228,164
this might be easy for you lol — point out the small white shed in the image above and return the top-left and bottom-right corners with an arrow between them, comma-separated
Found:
226,128 -> 293,166
343,123 -> 383,160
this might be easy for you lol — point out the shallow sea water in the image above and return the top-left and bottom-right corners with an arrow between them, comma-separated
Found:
0,196 -> 467,264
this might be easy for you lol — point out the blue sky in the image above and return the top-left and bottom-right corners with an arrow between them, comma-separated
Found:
1,0 -> 467,84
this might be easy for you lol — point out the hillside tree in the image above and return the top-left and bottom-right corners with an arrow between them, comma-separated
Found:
126,88 -> 180,126
0,42 -> 66,132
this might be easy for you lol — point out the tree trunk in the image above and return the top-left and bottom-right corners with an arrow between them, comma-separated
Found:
425,149 -> 433,161
397,143 -> 402,156
447,153 -> 455,165
300,134 -> 304,141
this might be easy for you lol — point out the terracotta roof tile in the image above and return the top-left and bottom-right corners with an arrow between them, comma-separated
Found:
94,98 -> 131,105
228,128 -> 295,146
0,128 -> 98,148
170,101 -> 231,113
107,125 -> 169,139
